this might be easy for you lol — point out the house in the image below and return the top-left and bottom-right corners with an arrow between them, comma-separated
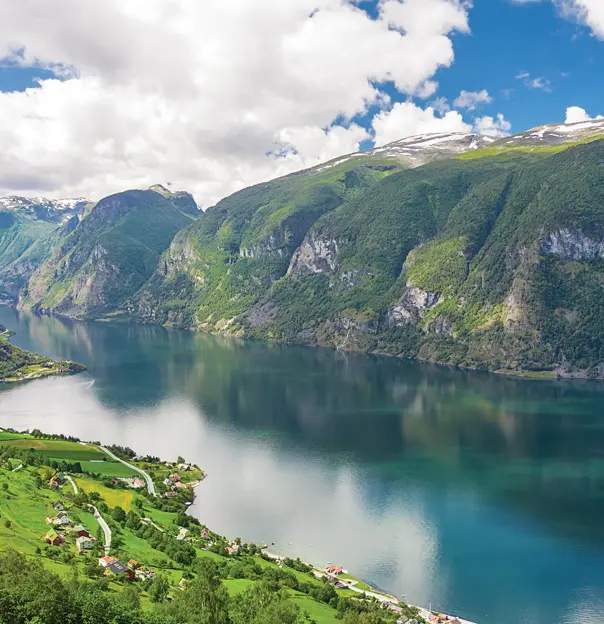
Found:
177,527 -> 189,541
163,478 -> 172,487
163,491 -> 178,498
201,529 -> 210,540
227,547 -> 237,555
99,555 -> 116,568
106,560 -> 135,581
128,559 -> 140,569
45,530 -> 65,546
169,473 -> 181,483
173,481 -> 188,489
177,463 -> 191,472
73,525 -> 90,538
54,515 -> 71,527
53,501 -> 65,511
326,565 -> 343,576
45,516 -> 56,525
76,536 -> 95,553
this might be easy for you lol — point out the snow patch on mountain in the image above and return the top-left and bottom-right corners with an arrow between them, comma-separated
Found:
0,195 -> 89,223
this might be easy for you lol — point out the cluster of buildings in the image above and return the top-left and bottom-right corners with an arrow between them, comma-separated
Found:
98,556 -> 155,582
43,501 -> 97,553
118,476 -> 146,489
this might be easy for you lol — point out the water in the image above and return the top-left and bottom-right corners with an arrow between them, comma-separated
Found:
1,305 -> 604,624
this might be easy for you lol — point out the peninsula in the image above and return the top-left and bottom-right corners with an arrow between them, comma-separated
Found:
0,325 -> 86,382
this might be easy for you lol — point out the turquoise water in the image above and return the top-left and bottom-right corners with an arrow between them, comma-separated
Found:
1,306 -> 603,623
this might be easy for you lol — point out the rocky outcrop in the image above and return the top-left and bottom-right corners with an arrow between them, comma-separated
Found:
287,231 -> 339,276
387,283 -> 442,326
541,228 -> 604,261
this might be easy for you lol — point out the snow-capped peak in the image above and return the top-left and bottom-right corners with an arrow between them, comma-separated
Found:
0,195 -> 90,223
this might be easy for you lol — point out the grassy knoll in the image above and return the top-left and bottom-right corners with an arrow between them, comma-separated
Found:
224,578 -> 256,595
290,591 -> 341,624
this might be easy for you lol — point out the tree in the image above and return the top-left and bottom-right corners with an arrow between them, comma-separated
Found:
149,575 -> 170,603
4,520 -> 11,529
112,506 -> 126,522
170,560 -> 230,624
177,456 -> 185,464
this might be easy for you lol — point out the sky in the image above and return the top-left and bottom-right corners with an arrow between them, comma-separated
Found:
0,0 -> 602,206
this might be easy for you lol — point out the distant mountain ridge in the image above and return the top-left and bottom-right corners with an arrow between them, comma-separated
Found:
2,119 -> 604,377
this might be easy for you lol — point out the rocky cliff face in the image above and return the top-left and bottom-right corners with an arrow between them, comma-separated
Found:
288,231 -> 340,276
387,284 -> 442,326
541,228 -> 604,261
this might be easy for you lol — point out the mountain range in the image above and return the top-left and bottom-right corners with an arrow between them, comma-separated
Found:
2,119 -> 604,377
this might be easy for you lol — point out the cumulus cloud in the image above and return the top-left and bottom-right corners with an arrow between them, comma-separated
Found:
453,89 -> 492,110
0,0 -> 472,206
558,0 -> 604,38
565,106 -> 604,123
511,0 -> 604,38
372,101 -> 471,147
473,113 -> 512,137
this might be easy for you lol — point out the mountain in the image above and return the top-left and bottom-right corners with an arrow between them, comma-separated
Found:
0,196 -> 93,302
128,124 -> 604,377
302,132 -> 495,174
7,119 -> 604,377
18,186 -> 198,318
0,195 -> 90,223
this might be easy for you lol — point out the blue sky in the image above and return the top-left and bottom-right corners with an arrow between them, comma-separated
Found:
0,0 -> 602,202
354,0 -> 603,135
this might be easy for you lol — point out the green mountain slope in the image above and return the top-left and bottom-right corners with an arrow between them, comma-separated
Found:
130,157 -> 405,328
131,137 -> 604,377
19,188 -> 198,319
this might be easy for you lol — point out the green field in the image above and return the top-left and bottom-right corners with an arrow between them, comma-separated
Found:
0,437 -> 105,461
290,591 -> 341,624
75,477 -> 136,511
78,459 -> 140,478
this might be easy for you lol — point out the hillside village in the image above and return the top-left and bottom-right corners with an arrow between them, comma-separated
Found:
0,428 -> 473,624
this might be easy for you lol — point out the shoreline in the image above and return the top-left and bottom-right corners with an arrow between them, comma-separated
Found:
2,302 -> 598,384
192,472 -> 479,624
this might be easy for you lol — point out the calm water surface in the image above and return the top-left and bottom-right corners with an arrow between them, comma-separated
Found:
1,306 -> 604,624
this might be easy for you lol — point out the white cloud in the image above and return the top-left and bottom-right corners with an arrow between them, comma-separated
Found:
0,0 -> 472,206
372,101 -> 471,147
565,106 -> 604,123
473,113 -> 512,137
516,72 -> 552,91
453,89 -> 492,110
414,80 -> 439,99
430,96 -> 451,115
511,0 -> 604,39
558,0 -> 604,38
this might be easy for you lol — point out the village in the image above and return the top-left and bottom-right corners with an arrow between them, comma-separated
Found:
0,429 -> 478,624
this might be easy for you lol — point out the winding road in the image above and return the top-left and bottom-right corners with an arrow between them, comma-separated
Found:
65,474 -> 78,495
88,504 -> 112,555
98,445 -> 157,496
